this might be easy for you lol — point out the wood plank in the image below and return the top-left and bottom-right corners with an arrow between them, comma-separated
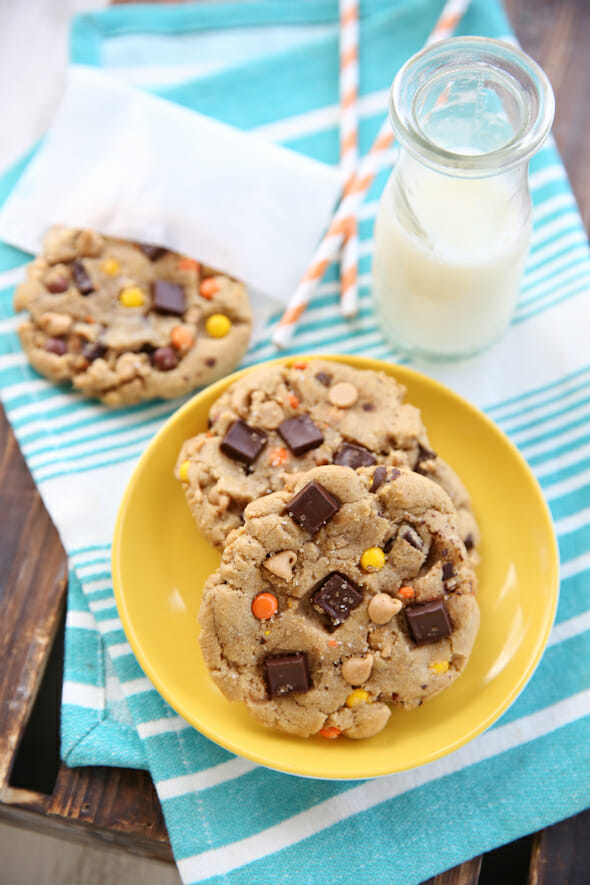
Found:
0,404 -> 67,792
529,809 -> 590,885
424,856 -> 482,885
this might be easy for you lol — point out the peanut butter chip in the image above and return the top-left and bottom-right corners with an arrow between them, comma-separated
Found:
328,381 -> 358,408
368,593 -> 402,625
342,654 -> 374,686
263,550 -> 297,581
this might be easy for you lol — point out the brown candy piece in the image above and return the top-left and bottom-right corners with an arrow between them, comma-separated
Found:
278,415 -> 323,456
220,419 -> 267,465
334,443 -> 376,470
152,347 -> 177,371
265,652 -> 310,698
71,259 -> 94,295
311,572 -> 363,630
152,280 -> 186,316
405,598 -> 452,645
285,480 -> 340,534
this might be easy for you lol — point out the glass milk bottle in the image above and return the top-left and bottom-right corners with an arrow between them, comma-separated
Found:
372,37 -> 554,360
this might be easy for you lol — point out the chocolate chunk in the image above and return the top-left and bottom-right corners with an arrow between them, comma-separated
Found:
278,415 -> 323,456
402,526 -> 423,550
362,403 -> 375,411
333,443 -> 377,470
205,357 -> 216,367
286,479 -> 340,534
414,443 -> 437,474
220,419 -> 267,465
311,572 -> 363,629
370,465 -> 388,492
383,536 -> 395,554
442,562 -> 455,581
139,243 -> 167,261
265,652 -> 310,698
464,533 -> 474,551
406,598 -> 452,645
45,337 -> 67,356
71,259 -> 94,295
152,280 -> 186,316
82,341 -> 106,362
315,371 -> 332,386
152,346 -> 178,371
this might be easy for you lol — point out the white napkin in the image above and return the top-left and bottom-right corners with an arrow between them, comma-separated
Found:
0,65 -> 343,311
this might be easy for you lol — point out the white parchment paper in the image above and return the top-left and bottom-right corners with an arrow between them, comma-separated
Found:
0,65 -> 343,308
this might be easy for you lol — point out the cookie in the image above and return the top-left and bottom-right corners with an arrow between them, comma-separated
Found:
13,227 -> 252,406
198,464 -> 479,739
176,359 -> 479,551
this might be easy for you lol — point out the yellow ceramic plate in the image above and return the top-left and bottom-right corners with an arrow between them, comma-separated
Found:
112,356 -> 559,780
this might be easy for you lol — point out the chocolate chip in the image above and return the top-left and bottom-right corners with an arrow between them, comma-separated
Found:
414,443 -> 437,474
278,415 -> 323,456
389,468 -> 401,481
265,652 -> 310,698
285,479 -> 340,534
362,403 -> 375,411
205,357 -> 216,367
370,465 -> 388,492
464,534 -> 474,551
311,572 -> 363,629
152,346 -> 177,371
383,536 -> 395,554
405,598 -> 452,645
45,337 -> 67,356
71,259 -> 94,295
82,341 -> 106,362
315,371 -> 332,386
442,562 -> 455,581
152,280 -> 186,316
220,419 -> 267,465
139,243 -> 167,261
402,526 -> 423,550
333,443 -> 377,470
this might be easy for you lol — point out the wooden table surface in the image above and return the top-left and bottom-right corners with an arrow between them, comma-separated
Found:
1,1 -> 589,882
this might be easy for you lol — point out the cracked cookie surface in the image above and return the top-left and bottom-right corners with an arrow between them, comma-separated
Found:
13,226 -> 252,406
176,359 -> 480,551
198,464 -> 479,739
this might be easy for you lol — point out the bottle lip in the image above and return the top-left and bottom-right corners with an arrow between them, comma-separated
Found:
389,36 -> 555,177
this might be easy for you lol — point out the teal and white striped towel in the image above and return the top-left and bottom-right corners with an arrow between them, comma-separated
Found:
0,1 -> 589,882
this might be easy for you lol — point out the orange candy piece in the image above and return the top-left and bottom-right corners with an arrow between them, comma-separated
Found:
178,257 -> 200,272
292,361 -> 308,369
268,447 -> 289,467
287,393 -> 300,409
200,278 -> 220,299
251,592 -> 278,620
398,585 -> 415,599
170,325 -> 195,351
319,726 -> 341,739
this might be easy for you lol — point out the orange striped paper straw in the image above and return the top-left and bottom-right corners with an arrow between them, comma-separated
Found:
273,0 -> 472,349
339,0 -> 360,318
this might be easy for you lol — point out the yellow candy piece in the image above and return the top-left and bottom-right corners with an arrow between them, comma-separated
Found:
205,314 -> 232,338
429,661 -> 450,674
119,286 -> 145,308
345,688 -> 370,708
102,258 -> 120,276
179,460 -> 190,482
360,546 -> 386,573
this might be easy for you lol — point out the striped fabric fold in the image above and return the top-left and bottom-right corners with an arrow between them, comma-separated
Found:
0,1 -> 588,883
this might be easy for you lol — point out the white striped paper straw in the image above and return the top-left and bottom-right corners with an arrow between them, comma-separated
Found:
339,0 -> 360,318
